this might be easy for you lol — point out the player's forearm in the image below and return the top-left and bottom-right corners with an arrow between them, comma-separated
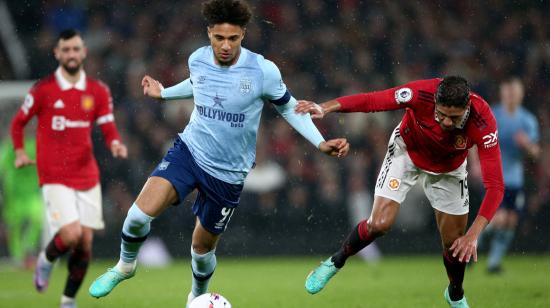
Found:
275,97 -> 325,148
160,78 -> 193,100
10,114 -> 27,149
467,215 -> 489,239
319,100 -> 342,115
99,122 -> 122,148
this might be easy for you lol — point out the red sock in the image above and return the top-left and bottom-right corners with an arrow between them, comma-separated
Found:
45,234 -> 69,262
64,249 -> 91,298
331,220 -> 376,268
443,250 -> 465,301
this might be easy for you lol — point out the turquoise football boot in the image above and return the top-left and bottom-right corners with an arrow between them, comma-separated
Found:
89,267 -> 135,298
305,257 -> 339,294
444,287 -> 470,308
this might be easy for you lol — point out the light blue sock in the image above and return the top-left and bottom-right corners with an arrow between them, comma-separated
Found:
191,247 -> 216,296
120,203 -> 154,263
487,229 -> 515,269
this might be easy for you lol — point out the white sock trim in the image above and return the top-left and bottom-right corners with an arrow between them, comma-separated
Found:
115,259 -> 137,274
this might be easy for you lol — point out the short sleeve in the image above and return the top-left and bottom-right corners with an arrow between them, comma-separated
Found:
260,59 -> 290,105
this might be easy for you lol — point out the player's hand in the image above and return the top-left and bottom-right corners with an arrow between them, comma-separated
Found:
514,131 -> 530,148
111,141 -> 128,159
450,233 -> 478,263
319,138 -> 350,157
14,149 -> 35,168
141,75 -> 164,99
295,100 -> 324,119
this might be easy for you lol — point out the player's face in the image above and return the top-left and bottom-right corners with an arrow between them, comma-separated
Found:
435,104 -> 469,131
208,23 -> 245,66
54,36 -> 87,75
500,80 -> 524,110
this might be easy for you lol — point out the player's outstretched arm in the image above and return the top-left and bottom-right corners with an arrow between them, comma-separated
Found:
142,75 -> 193,101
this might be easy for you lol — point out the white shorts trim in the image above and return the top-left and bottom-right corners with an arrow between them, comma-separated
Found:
41,183 -> 104,236
374,126 -> 469,215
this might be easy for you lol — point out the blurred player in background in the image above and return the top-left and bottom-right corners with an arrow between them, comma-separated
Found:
0,138 -> 43,268
89,1 -> 349,307
482,77 -> 540,274
10,29 -> 127,308
298,76 -> 504,308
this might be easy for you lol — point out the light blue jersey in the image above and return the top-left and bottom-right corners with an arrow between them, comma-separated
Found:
492,104 -> 539,188
161,46 -> 324,184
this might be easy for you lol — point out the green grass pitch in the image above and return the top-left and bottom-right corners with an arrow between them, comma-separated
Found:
0,255 -> 548,307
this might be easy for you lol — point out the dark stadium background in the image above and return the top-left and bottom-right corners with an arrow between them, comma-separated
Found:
1,0 -> 549,259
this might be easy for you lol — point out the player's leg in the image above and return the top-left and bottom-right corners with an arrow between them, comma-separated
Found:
188,218 -> 221,304
306,126 -> 416,294
22,199 -> 43,269
5,209 -> 24,265
186,162 -> 242,306
332,196 -> 399,268
425,163 -> 470,307
305,197 -> 400,294
61,226 -> 93,308
89,176 -> 178,298
35,184 -> 81,292
435,209 -> 469,306
487,189 -> 522,273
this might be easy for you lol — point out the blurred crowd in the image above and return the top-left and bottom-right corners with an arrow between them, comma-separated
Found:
3,0 -> 549,255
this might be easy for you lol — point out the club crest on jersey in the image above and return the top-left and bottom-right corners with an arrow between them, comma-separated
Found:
239,78 -> 252,95
81,95 -> 94,111
395,88 -> 413,104
388,177 -> 401,191
158,160 -> 170,171
454,135 -> 468,150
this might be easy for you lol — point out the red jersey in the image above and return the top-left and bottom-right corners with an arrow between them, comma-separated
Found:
337,78 -> 504,221
10,68 -> 122,190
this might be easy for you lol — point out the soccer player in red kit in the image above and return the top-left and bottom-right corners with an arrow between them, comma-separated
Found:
297,76 -> 504,308
10,29 -> 127,308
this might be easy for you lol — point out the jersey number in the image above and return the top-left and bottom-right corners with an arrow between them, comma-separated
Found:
218,207 -> 235,225
459,178 -> 468,199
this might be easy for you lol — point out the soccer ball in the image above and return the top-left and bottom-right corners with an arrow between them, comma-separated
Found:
189,293 -> 232,308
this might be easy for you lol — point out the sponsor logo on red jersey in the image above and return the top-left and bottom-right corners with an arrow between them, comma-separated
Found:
482,130 -> 498,148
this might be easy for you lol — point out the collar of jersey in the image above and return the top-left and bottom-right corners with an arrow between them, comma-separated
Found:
55,67 -> 86,91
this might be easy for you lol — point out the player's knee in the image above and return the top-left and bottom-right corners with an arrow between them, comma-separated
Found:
368,219 -> 392,237
59,224 -> 83,248
192,242 -> 216,254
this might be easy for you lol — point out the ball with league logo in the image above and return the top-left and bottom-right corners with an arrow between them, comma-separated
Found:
189,293 -> 232,308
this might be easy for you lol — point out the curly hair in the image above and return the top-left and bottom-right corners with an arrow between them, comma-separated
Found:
202,0 -> 252,27
436,76 -> 471,108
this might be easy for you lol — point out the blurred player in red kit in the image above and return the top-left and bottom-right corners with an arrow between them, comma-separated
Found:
10,29 -> 127,308
298,76 -> 504,308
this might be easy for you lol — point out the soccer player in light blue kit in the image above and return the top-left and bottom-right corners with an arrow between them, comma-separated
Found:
89,0 -> 349,305
484,77 -> 540,273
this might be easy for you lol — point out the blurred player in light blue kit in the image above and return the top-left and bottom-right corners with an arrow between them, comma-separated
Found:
485,77 -> 540,273
89,0 -> 349,306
